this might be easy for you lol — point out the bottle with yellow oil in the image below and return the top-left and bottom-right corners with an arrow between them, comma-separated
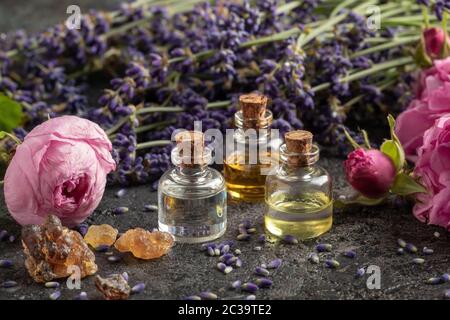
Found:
223,93 -> 279,202
264,130 -> 332,240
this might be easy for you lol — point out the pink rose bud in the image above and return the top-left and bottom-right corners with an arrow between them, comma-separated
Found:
4,116 -> 116,227
424,27 -> 447,58
344,148 -> 396,199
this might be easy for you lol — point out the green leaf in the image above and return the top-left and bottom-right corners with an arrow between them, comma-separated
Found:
0,94 -> 23,132
381,139 -> 405,172
391,172 -> 427,196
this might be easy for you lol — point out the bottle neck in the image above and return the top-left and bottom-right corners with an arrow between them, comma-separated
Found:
171,146 -> 212,176
279,143 -> 320,168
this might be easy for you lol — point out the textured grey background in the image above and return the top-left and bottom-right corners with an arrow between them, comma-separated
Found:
1,1 -> 450,300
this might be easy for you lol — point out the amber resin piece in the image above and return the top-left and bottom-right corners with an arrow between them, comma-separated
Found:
21,215 -> 97,283
84,224 -> 118,248
95,274 -> 130,300
114,228 -> 174,260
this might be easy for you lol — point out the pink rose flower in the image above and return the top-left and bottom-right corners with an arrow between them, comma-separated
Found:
423,27 -> 448,59
344,148 -> 396,199
4,116 -> 116,227
396,57 -> 450,162
413,115 -> 450,229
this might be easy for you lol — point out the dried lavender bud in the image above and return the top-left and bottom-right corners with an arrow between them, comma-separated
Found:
267,258 -> 282,269
221,244 -> 230,254
260,263 -> 267,269
75,292 -> 88,300
121,272 -> 129,282
95,244 -> 110,252
423,247 -> 434,255
234,258 -> 243,268
254,246 -> 262,251
2,280 -> 17,288
255,278 -> 273,288
356,268 -> 365,278
49,291 -> 61,300
405,243 -> 418,253
0,259 -> 13,268
214,248 -> 221,256
426,277 -> 443,285
343,250 -> 356,258
308,253 -> 320,264
231,280 -> 242,289
0,230 -> 8,241
434,232 -> 440,238
217,262 -> 227,272
316,243 -> 332,252
239,220 -> 252,229
412,258 -> 425,264
224,266 -> 233,274
258,234 -> 266,243
237,234 -> 251,241
8,235 -> 15,243
131,283 -> 145,294
441,273 -> 450,282
219,253 -> 234,263
247,228 -> 257,234
114,206 -> 129,215
225,256 -> 238,266
396,248 -> 404,255
77,223 -> 89,237
207,246 -> 215,257
255,267 -> 270,277
45,282 -> 60,288
241,282 -> 258,293
116,189 -> 126,198
245,295 -> 256,300
397,238 -> 407,248
283,235 -> 298,244
325,259 -> 340,269
234,249 -> 241,255
107,255 -> 122,263
199,292 -> 218,300
143,204 -> 158,212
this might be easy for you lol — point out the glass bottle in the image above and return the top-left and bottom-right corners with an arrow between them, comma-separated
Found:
264,130 -> 333,240
158,131 -> 227,243
223,93 -> 279,202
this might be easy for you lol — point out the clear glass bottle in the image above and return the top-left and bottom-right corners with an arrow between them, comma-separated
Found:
223,93 -> 279,202
158,131 -> 227,243
264,130 -> 333,240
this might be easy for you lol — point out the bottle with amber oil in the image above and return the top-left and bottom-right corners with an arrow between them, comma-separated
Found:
264,130 -> 332,239
158,131 -> 227,243
223,93 -> 278,201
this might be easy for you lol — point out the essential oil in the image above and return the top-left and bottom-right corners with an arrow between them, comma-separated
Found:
223,93 -> 278,202
158,131 -> 227,243
264,130 -> 333,240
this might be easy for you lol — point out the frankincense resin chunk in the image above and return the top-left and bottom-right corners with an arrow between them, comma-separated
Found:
21,215 -> 97,283
95,274 -> 130,300
84,224 -> 118,247
114,228 -> 174,260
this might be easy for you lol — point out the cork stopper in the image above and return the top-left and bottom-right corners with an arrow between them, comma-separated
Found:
284,130 -> 313,167
174,131 -> 204,166
239,93 -> 268,129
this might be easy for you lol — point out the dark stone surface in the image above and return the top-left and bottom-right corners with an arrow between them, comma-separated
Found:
1,0 -> 450,301
1,157 -> 450,300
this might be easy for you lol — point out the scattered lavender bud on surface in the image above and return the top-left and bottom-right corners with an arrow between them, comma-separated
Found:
316,243 -> 332,252
114,206 -> 129,215
254,246 -> 262,251
423,247 -> 434,255
325,259 -> 340,269
75,292 -> 88,300
122,272 -> 129,282
8,235 -> 15,243
356,268 -> 365,278
2,280 -> 17,288
77,223 -> 88,237
219,253 -> 234,262
246,295 -> 256,300
260,263 -> 267,269
0,259 -> 13,268
255,267 -> 270,277
221,244 -> 230,254
234,258 -> 243,268
397,239 -> 407,248
115,189 -> 126,198
45,282 -> 60,288
237,234 -> 251,241
406,243 -> 418,253
185,295 -> 202,300
426,277 -> 443,285
255,278 -> 273,288
207,246 -> 215,257
143,204 -> 158,212
0,230 -> 7,241
199,292 -> 218,300
434,232 -> 440,238
222,240 -> 234,247
412,258 -> 425,264
214,248 -> 221,256
241,282 -> 258,293
283,235 -> 298,244
224,266 -> 233,274
441,273 -> 450,282
131,283 -> 145,294
444,289 -> 450,299
107,255 -> 122,263
267,258 -> 282,269
343,250 -> 356,258
258,234 -> 266,243
397,248 -> 404,255
247,228 -> 257,234
231,280 -> 242,289
95,244 -> 110,252
217,262 -> 227,272
49,291 -> 61,300
308,252 -> 320,264
226,256 -> 238,266
240,220 -> 252,229
234,249 -> 241,255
